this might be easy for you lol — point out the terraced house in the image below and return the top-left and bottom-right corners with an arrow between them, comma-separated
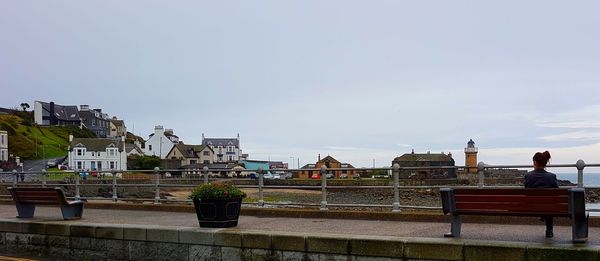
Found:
68,135 -> 127,171
201,133 -> 245,163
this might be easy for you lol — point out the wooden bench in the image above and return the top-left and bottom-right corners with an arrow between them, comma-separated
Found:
440,188 -> 588,243
8,187 -> 85,220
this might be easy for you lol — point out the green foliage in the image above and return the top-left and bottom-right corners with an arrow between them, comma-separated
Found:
127,155 -> 161,170
189,182 -> 247,200
0,114 -> 97,160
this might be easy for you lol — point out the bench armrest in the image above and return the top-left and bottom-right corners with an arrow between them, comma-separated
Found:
440,188 -> 456,215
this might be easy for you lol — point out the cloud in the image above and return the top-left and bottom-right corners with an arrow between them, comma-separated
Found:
536,105 -> 600,129
397,143 -> 412,147
538,131 -> 600,142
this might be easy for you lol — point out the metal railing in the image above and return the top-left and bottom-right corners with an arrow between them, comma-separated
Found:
1,160 -> 600,213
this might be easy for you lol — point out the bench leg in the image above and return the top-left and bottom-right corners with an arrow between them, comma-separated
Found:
60,203 -> 84,220
572,213 -> 588,243
15,203 -> 35,218
444,215 -> 462,237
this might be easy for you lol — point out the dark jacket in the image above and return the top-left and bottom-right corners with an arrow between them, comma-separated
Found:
524,169 -> 559,188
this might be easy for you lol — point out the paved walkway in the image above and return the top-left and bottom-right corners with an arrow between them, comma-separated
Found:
0,205 -> 598,246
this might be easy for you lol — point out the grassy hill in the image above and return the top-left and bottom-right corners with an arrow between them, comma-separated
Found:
0,114 -> 96,160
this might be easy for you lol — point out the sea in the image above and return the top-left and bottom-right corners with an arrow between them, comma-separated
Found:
554,173 -> 600,216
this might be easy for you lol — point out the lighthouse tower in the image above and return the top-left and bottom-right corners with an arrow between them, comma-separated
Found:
464,139 -> 478,174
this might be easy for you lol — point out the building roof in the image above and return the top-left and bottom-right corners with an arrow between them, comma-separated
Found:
393,153 -> 454,162
37,101 -> 80,121
170,144 -> 212,158
202,138 -> 239,147
125,144 -> 143,154
110,119 -> 125,127
318,155 -> 341,164
70,138 -> 124,152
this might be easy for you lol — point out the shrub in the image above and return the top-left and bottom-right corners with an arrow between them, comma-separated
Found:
189,182 -> 246,201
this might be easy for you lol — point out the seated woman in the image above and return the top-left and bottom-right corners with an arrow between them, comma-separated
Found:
524,151 -> 558,238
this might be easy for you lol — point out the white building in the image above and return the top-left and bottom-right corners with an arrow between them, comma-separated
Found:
68,135 -> 127,171
201,133 -> 243,163
144,125 -> 180,159
0,130 -> 7,162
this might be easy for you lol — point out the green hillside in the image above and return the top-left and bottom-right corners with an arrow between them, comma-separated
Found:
0,114 -> 96,160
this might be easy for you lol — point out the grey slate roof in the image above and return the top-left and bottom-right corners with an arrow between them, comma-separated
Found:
170,144 -> 212,158
202,138 -> 239,147
110,119 -> 125,127
70,138 -> 124,152
125,144 -> 143,154
38,101 -> 80,121
393,153 -> 454,162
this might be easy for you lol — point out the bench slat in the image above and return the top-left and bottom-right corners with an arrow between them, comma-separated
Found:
453,189 -> 569,196
455,195 -> 568,204
456,202 -> 568,213
456,210 -> 570,217
15,196 -> 60,201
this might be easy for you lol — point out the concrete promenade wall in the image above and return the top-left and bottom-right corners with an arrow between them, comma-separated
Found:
1,219 -> 599,261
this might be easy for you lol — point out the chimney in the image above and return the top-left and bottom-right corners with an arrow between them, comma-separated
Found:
318,154 -> 321,161
154,125 -> 164,134
165,129 -> 174,135
49,102 -> 56,124
80,105 -> 89,111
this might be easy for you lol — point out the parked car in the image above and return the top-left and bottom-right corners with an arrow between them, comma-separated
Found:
47,160 -> 57,168
325,173 -> 334,179
273,173 -> 281,180
340,174 -> 348,179
249,172 -> 259,179
310,173 -> 321,179
280,172 -> 293,179
263,172 -> 275,180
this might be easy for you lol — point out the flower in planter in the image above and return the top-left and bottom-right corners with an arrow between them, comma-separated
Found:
189,182 -> 247,201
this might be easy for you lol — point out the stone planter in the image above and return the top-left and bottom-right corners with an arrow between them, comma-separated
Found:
192,198 -> 242,228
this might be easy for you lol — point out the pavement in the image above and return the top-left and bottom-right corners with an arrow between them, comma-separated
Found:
0,204 -> 599,246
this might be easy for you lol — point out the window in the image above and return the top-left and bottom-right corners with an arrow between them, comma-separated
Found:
203,160 -> 210,164
108,149 -> 116,156
228,155 -> 233,161
76,161 -> 83,170
203,151 -> 210,156
76,149 -> 84,156
149,145 -> 152,151
109,161 -> 115,169
190,160 -> 197,164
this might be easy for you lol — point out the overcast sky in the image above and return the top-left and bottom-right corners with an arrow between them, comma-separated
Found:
1,1 -> 600,171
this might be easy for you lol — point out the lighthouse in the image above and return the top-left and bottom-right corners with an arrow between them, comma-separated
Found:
464,139 -> 478,174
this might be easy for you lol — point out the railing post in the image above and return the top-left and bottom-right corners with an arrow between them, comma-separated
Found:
320,166 -> 328,211
41,169 -> 47,188
258,167 -> 264,207
75,171 -> 81,201
12,170 -> 17,187
576,160 -> 586,188
112,170 -> 118,203
477,162 -> 485,188
203,166 -> 209,184
392,164 -> 401,213
154,167 -> 161,204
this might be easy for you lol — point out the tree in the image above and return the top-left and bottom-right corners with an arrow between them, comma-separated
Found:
20,103 -> 30,112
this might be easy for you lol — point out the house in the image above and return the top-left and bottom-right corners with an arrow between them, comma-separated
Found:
392,150 -> 456,178
0,130 -> 7,162
144,125 -> 180,159
109,117 -> 127,138
240,160 -> 288,172
201,133 -> 244,163
79,105 -> 111,138
300,155 -> 356,179
33,101 -> 81,126
165,143 -> 214,166
68,135 -> 127,171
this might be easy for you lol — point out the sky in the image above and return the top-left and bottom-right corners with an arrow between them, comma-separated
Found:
1,1 -> 600,172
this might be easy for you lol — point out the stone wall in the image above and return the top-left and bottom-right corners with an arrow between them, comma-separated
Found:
1,219 -> 599,261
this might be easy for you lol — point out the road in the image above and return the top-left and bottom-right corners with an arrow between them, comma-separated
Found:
22,156 -> 65,172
